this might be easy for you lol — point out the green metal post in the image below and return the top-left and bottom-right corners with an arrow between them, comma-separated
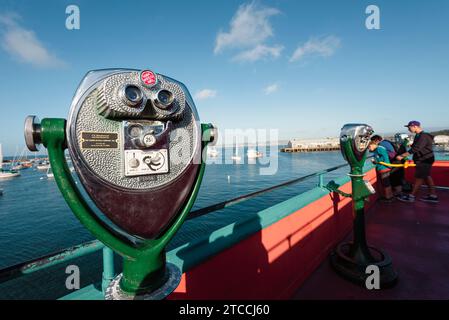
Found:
347,164 -> 374,263
330,131 -> 398,287
339,138 -> 374,263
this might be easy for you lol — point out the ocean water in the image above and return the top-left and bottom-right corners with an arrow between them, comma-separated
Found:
0,149 -> 349,299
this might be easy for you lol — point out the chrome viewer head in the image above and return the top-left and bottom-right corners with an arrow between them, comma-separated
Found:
23,68 -> 217,298
394,133 -> 410,146
340,124 -> 374,164
25,69 -> 204,240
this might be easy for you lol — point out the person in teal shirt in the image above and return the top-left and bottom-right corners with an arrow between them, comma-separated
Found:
369,141 -> 394,202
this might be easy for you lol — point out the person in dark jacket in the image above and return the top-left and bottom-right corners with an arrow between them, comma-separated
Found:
392,134 -> 411,195
396,121 -> 438,203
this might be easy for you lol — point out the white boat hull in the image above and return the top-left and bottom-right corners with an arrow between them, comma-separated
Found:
0,172 -> 20,179
247,149 -> 263,159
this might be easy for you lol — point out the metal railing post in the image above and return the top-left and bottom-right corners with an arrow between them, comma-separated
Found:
102,247 -> 115,295
318,172 -> 325,188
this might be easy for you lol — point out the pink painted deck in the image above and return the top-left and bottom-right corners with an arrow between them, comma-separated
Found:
294,163 -> 449,299
169,161 -> 449,299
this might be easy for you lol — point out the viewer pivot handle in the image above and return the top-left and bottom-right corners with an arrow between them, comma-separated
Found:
24,115 -> 42,152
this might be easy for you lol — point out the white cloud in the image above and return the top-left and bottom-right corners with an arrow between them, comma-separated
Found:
194,89 -> 217,101
214,1 -> 282,62
290,35 -> 341,62
264,83 -> 279,95
0,14 -> 65,68
233,44 -> 283,62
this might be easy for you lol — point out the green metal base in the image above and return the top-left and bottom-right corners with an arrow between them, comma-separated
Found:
105,263 -> 181,300
120,251 -> 166,294
330,242 -> 398,288
328,147 -> 398,289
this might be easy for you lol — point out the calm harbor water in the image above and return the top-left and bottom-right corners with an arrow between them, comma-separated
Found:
0,149 -> 347,269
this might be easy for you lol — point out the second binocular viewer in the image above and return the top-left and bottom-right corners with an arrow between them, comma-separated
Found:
328,123 -> 398,287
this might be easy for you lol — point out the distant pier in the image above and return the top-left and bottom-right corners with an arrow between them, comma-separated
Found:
281,138 -> 340,153
281,146 -> 340,153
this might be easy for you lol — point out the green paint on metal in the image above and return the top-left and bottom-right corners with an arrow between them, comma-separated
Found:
325,180 -> 352,198
41,118 -> 213,296
41,118 -> 137,258
339,136 -> 374,261
60,162 -> 374,300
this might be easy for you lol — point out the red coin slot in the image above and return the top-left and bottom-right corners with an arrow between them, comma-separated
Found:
140,70 -> 157,87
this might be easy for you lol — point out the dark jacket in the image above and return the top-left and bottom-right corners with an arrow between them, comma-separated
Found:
409,132 -> 434,164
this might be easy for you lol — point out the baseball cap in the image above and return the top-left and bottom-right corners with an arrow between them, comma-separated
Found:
404,120 -> 421,127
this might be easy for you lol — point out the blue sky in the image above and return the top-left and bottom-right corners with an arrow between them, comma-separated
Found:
0,0 -> 448,155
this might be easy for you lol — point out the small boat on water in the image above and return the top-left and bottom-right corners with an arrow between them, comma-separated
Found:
11,164 -> 23,171
247,149 -> 263,159
37,162 -> 51,171
22,161 -> 33,169
231,146 -> 241,161
0,170 -> 20,179
0,144 -> 20,180
9,147 -> 30,171
207,147 -> 219,158
231,154 -> 241,161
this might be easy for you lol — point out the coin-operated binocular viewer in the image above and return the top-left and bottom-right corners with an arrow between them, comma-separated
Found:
326,124 -> 397,287
394,133 -> 411,148
24,69 -> 215,299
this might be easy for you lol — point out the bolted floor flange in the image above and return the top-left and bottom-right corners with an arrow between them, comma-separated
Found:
330,242 -> 398,289
104,263 -> 182,300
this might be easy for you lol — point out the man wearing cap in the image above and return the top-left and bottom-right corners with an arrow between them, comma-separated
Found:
396,121 -> 438,203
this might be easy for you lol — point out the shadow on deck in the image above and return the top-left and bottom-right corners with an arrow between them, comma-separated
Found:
293,188 -> 449,299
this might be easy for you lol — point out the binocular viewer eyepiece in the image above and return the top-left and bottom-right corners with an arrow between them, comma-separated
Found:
96,70 -> 181,120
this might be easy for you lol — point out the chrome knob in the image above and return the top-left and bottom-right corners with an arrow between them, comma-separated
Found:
142,134 -> 156,147
209,125 -> 217,144
24,116 -> 42,152
129,157 -> 140,168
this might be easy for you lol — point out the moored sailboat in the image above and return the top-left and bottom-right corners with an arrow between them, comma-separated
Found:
0,144 -> 20,180
247,148 -> 263,159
